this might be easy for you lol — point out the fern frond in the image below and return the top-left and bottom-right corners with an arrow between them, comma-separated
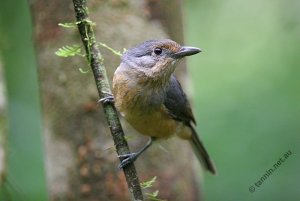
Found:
55,45 -> 83,57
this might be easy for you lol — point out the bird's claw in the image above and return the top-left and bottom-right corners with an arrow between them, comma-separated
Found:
118,153 -> 138,169
98,93 -> 114,104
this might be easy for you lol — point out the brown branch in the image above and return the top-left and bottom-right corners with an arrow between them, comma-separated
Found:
71,0 -> 144,200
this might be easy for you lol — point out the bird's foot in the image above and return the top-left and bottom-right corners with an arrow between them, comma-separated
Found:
117,138 -> 153,169
118,153 -> 138,169
98,92 -> 114,104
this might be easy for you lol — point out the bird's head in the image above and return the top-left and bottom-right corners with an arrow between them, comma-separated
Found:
121,39 -> 201,83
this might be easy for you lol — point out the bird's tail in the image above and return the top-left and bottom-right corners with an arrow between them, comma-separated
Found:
189,126 -> 217,175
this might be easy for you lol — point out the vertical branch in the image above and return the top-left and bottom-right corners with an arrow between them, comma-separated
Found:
71,0 -> 144,200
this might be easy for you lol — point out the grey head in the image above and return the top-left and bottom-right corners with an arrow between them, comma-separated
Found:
121,39 -> 201,71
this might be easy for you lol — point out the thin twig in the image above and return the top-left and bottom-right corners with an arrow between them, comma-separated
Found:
71,0 -> 144,200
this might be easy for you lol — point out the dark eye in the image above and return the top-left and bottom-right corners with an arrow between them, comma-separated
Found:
154,47 -> 163,55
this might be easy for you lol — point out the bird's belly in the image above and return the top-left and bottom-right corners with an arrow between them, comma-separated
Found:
123,106 -> 180,138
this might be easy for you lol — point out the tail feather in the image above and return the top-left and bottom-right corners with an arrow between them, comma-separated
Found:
189,126 -> 217,175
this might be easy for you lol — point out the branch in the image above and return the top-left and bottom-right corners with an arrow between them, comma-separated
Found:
71,0 -> 144,200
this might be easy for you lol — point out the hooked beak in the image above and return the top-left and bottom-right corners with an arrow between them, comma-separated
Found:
174,46 -> 202,59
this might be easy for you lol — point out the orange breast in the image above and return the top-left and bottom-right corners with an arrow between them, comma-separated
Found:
123,105 -> 179,138
113,66 -> 192,139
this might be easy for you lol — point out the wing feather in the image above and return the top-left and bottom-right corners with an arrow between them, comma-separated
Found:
164,75 -> 217,174
164,75 -> 196,125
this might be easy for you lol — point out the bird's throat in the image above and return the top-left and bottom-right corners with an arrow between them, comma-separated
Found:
145,59 -> 178,86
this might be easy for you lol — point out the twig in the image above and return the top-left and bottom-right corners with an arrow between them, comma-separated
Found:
71,0 -> 144,200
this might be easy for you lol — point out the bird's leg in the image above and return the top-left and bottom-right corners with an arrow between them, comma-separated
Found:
118,137 -> 154,169
98,91 -> 114,104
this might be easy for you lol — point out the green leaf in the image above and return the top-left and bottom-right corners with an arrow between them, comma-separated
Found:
58,19 -> 95,28
145,190 -> 166,201
140,176 -> 157,189
98,42 -> 122,56
74,19 -> 96,26
149,190 -> 159,197
55,45 -> 83,57
78,67 -> 91,74
58,22 -> 76,28
83,19 -> 96,26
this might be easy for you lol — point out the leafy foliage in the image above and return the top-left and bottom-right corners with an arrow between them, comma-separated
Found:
55,45 -> 84,57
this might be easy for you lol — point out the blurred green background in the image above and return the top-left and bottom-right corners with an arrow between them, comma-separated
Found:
0,1 -> 48,200
185,0 -> 300,200
0,0 -> 299,200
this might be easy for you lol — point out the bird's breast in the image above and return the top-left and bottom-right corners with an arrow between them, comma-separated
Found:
113,67 -> 164,114
113,68 -> 179,138
123,105 -> 181,138
113,65 -> 192,139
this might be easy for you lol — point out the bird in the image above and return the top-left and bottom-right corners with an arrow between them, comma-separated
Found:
111,39 -> 216,174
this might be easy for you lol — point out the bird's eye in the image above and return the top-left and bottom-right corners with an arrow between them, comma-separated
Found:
154,47 -> 163,55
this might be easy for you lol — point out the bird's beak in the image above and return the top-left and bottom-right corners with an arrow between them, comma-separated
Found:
174,46 -> 202,59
